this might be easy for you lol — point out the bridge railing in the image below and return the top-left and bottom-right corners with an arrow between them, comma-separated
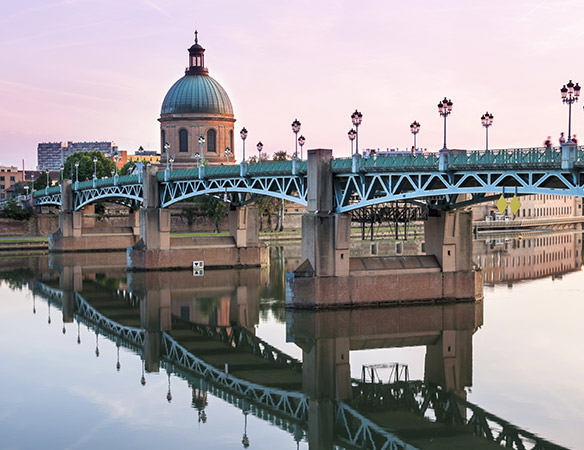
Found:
33,185 -> 61,198
75,174 -> 140,190
447,147 -> 562,167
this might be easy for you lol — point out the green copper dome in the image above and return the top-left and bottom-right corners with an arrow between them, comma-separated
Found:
161,74 -> 234,115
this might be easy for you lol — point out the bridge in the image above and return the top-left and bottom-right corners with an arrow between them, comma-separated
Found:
28,273 -> 568,450
31,145 -> 584,306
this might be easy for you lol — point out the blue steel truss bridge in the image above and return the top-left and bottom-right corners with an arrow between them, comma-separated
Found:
34,146 -> 584,213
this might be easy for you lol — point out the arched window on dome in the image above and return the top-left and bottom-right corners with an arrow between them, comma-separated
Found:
161,130 -> 166,153
207,129 -> 217,153
179,129 -> 188,153
230,130 -> 233,155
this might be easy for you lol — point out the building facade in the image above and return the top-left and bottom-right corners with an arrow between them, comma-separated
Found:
0,166 -> 23,200
159,32 -> 236,168
37,141 -> 119,170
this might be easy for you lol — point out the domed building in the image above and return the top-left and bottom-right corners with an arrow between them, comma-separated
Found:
159,32 -> 235,167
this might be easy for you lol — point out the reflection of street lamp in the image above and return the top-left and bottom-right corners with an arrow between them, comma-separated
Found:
166,372 -> 172,403
348,129 -> 356,155
481,112 -> 494,151
410,121 -> 421,150
298,135 -> 305,160
438,97 -> 453,150
240,127 -> 248,162
242,405 -> 250,448
291,119 -> 301,159
351,110 -> 363,155
560,80 -> 580,143
256,141 -> 263,160
225,147 -> 231,164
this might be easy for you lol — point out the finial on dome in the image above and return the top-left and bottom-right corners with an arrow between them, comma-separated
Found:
194,29 -> 198,44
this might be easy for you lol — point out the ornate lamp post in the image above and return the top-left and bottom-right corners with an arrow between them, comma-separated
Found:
437,97 -> 453,150
256,141 -> 263,161
92,156 -> 98,179
164,142 -> 170,171
225,147 -> 231,164
169,156 -> 174,171
348,129 -> 356,155
198,135 -> 205,165
59,165 -> 64,185
561,80 -> 581,143
291,119 -> 301,159
75,161 -> 79,188
351,110 -> 363,154
194,152 -> 201,168
481,112 -> 494,151
45,168 -> 50,191
298,135 -> 305,160
410,121 -> 421,151
240,127 -> 248,162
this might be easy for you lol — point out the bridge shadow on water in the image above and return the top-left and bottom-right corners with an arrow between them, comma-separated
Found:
1,235 -> 577,450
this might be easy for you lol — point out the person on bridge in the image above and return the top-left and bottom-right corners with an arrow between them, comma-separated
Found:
544,136 -> 552,150
572,135 -> 578,144
559,132 -> 566,145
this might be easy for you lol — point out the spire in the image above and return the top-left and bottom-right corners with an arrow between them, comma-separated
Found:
187,31 -> 208,75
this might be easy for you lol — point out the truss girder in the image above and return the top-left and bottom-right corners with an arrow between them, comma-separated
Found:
335,169 -> 584,212
35,193 -> 62,207
160,175 -> 307,208
73,184 -> 143,211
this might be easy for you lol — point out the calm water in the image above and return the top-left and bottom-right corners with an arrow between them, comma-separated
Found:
1,232 -> 583,449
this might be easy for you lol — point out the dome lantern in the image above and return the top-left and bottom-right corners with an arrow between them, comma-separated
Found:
187,30 -> 208,75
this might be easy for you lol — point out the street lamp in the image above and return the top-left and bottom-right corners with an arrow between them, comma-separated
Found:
45,168 -> 50,187
410,121 -> 421,151
256,141 -> 263,161
225,147 -> 231,164
291,119 -> 301,159
93,156 -> 98,179
351,110 -> 363,154
437,97 -> 453,150
240,127 -> 248,162
198,135 -> 205,165
114,154 -> 119,176
298,135 -> 305,160
169,156 -> 174,171
164,141 -> 170,171
481,112 -> 494,151
75,161 -> 79,187
348,129 -> 356,155
194,152 -> 201,168
561,80 -> 581,143
59,165 -> 64,185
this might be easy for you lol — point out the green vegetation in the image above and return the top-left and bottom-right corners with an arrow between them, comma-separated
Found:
63,151 -> 115,182
0,199 -> 32,220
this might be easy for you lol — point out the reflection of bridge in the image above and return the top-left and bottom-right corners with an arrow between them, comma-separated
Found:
31,271 -> 567,450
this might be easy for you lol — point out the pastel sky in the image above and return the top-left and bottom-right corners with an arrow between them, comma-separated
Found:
1,0 -> 583,168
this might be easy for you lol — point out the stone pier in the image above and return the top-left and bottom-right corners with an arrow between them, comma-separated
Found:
287,149 -> 481,308
48,180 -> 139,252
126,166 -> 268,271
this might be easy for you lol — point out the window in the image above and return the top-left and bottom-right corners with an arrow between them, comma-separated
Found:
207,128 -> 217,153
179,129 -> 188,152
161,129 -> 166,152
9,176 -> 15,182
0,176 -> 4,181
230,129 -> 234,154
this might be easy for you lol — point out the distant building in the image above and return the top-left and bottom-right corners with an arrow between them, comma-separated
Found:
37,141 -> 118,170
0,166 -> 22,200
472,194 -> 582,221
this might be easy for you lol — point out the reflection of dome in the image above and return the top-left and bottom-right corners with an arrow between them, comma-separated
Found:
161,74 -> 233,115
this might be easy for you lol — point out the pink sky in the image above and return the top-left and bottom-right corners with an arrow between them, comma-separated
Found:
1,0 -> 583,168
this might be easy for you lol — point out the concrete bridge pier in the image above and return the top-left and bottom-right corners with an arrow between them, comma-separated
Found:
127,166 -> 267,270
49,179 -> 139,252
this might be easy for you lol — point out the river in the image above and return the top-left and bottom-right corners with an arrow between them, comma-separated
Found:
0,231 -> 583,449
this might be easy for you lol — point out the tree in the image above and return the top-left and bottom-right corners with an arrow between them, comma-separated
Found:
272,151 -> 290,161
62,151 -> 115,182
33,173 -> 52,190
196,196 -> 228,232
119,161 -> 134,176
0,199 -> 32,220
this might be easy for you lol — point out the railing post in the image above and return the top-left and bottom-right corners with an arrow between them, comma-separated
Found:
198,165 -> 205,179
352,152 -> 362,173
292,158 -> 299,175
561,142 -> 576,170
439,150 -> 449,171
240,162 -> 247,177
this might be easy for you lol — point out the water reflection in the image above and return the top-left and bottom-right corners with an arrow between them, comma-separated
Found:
0,233 -> 578,449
